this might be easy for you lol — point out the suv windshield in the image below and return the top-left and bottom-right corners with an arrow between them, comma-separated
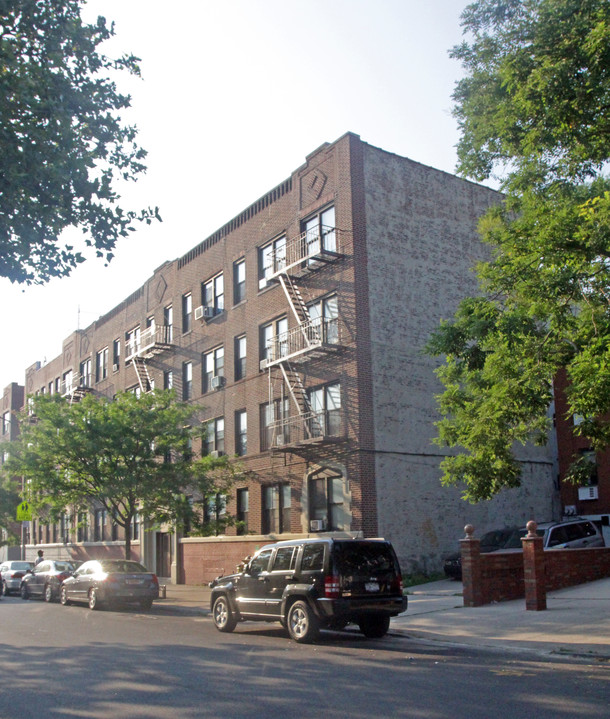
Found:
333,542 -> 396,576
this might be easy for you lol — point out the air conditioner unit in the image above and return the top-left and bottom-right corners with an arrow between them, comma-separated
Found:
578,486 -> 599,500
310,519 -> 327,532
210,375 -> 226,390
259,359 -> 268,371
194,305 -> 216,321
275,435 -> 285,447
209,450 -> 225,459
112,364 -> 119,372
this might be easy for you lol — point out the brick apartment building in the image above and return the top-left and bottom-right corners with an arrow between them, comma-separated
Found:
554,370 -> 610,544
1,132 -> 560,580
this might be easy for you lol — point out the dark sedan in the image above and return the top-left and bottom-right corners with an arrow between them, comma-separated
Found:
20,559 -> 76,602
60,559 -> 159,611
443,527 -> 517,580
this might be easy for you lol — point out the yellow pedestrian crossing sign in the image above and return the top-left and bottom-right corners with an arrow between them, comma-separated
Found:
16,501 -> 32,521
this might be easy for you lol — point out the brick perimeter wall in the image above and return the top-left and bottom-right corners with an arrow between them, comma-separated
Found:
468,547 -> 610,605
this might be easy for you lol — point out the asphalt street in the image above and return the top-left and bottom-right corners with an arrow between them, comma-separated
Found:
1,593 -> 608,719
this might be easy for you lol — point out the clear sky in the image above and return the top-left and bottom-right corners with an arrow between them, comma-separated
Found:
0,0 -> 478,389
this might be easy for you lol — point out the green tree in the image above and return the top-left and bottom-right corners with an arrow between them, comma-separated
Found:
0,473 -> 20,545
3,390 -> 233,558
0,0 -> 160,285
427,0 -> 610,501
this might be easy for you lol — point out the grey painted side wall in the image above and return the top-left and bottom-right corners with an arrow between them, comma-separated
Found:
361,144 -> 559,573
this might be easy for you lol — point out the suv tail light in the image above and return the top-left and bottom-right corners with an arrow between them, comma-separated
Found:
391,574 -> 404,594
324,575 -> 340,599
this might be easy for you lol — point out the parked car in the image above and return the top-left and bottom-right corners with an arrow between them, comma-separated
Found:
0,561 -> 34,595
443,527 -> 517,580
445,518 -> 605,580
210,538 -> 407,643
60,559 -> 159,610
503,517 -> 605,550
20,560 -> 76,602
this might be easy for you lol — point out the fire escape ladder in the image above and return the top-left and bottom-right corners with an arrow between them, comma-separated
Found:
279,362 -> 323,439
278,275 -> 320,344
132,356 -> 152,394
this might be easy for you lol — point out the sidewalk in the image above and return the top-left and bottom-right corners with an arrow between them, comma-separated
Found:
156,577 -> 610,660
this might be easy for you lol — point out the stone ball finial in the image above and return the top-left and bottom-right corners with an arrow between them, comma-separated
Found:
464,524 -> 475,539
526,520 -> 538,538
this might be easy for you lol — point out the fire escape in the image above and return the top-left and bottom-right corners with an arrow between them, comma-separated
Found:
125,325 -> 174,393
260,225 -> 343,451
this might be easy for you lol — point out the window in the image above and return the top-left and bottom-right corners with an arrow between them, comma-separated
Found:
202,346 -> 224,393
202,273 -> 224,315
272,546 -> 296,571
55,377 -> 61,393
182,293 -> 192,333
163,370 -> 173,390
233,259 -> 246,304
79,358 -> 92,387
112,339 -> 120,370
131,513 -> 141,541
236,488 -> 249,535
94,509 -> 107,542
203,417 -> 225,455
258,235 -> 286,289
235,409 -> 247,456
308,382 -> 341,436
303,205 -> 336,255
262,484 -> 291,534
308,467 -> 344,531
126,326 -> 140,359
1,412 -> 9,435
260,398 -> 290,450
182,362 -> 193,400
164,305 -> 173,342
260,317 -> 288,364
234,335 -> 247,380
95,347 -> 109,383
249,548 -> 272,574
579,449 -> 598,486
301,543 -> 325,571
308,294 -> 339,344
77,512 -> 88,543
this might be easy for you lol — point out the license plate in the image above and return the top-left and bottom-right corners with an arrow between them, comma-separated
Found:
125,579 -> 143,585
365,582 -> 380,592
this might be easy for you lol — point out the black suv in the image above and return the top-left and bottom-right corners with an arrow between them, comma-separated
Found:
209,538 -> 407,642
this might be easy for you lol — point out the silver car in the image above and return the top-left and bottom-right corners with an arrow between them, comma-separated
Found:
505,518 -> 605,549
1,561 -> 34,595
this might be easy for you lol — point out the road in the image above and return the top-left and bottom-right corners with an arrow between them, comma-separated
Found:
0,594 -> 608,719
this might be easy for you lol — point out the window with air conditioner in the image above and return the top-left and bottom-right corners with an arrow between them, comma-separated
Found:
308,466 -> 345,531
202,347 -> 224,393
260,317 -> 288,366
260,398 -> 290,451
202,273 -> 224,316
203,417 -> 225,456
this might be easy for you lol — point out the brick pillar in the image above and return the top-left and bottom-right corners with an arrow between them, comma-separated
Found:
522,520 -> 546,611
460,524 -> 483,607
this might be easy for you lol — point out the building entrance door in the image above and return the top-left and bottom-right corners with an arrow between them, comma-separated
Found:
155,532 -> 171,578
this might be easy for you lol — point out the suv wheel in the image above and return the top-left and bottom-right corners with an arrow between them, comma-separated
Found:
212,595 -> 237,633
287,600 -> 319,643
358,614 -> 390,639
